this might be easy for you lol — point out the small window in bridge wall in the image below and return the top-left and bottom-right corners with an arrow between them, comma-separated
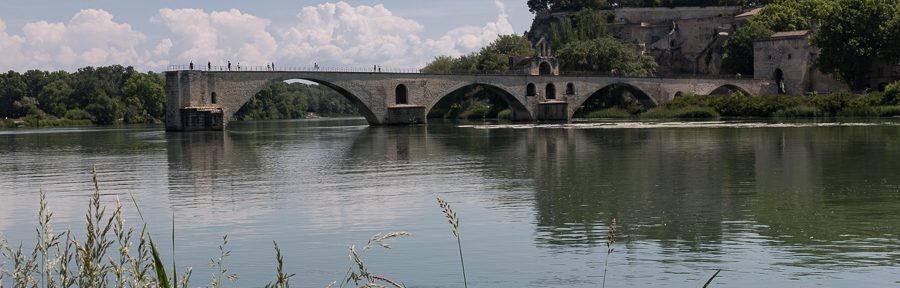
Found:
546,83 -> 556,100
566,83 -> 575,95
526,83 -> 536,96
396,84 -> 408,104
211,92 -> 217,104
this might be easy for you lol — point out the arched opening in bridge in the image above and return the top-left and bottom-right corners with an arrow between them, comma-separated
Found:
527,83 -> 536,96
674,91 -> 684,98
709,84 -> 749,96
539,62 -> 552,75
566,83 -> 575,95
211,92 -> 218,104
233,78 -> 368,123
428,83 -> 533,122
546,83 -> 557,100
573,83 -> 656,118
774,68 -> 785,94
395,84 -> 408,104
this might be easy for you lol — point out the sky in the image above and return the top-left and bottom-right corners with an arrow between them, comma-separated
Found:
0,0 -> 534,72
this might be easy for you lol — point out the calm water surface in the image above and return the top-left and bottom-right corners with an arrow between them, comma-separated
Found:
1,118 -> 899,287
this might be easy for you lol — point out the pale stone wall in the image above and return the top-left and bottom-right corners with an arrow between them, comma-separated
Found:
166,71 -> 769,130
753,34 -> 848,95
613,6 -> 742,24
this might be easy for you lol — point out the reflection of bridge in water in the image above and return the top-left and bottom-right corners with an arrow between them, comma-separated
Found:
165,66 -> 770,131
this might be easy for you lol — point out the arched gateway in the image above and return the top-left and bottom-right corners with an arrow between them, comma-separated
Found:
165,70 -> 770,131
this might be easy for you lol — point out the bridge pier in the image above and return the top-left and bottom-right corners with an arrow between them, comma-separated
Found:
537,101 -> 570,122
385,106 -> 427,125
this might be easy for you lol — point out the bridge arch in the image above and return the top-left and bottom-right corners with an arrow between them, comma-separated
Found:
428,82 -> 533,121
235,76 -> 379,125
572,83 -> 657,118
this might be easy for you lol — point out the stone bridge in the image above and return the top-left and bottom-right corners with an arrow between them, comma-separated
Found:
165,70 -> 771,131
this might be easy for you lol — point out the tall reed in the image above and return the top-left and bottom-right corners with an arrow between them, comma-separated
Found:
264,241 -> 295,288
602,218 -> 617,288
341,232 -> 409,288
436,197 -> 467,288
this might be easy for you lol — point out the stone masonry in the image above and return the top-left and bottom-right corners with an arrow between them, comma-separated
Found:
165,70 -> 769,131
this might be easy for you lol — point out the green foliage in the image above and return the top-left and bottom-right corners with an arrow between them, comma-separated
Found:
421,56 -> 456,74
585,107 -> 633,118
722,0 -> 822,74
556,37 -> 657,76
475,35 -> 536,73
882,81 -> 900,106
497,108 -> 513,120
0,66 -> 168,127
550,9 -> 610,49
234,82 -> 359,121
528,0 -> 608,13
422,35 -> 534,74
641,106 -> 720,118
772,106 -> 823,117
812,0 -> 900,89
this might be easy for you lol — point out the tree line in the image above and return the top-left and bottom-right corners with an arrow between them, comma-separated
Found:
0,66 -> 165,126
0,66 -> 360,127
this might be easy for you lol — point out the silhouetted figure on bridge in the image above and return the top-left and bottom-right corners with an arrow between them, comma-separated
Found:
208,61 -> 211,71
228,61 -> 232,71
373,65 -> 377,72
272,62 -> 275,71
189,61 -> 194,70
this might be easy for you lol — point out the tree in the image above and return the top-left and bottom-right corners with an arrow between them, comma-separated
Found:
421,56 -> 456,74
475,35 -> 536,73
721,0 -> 822,74
812,0 -> 900,89
38,80 -> 74,117
550,8 -> 610,49
556,37 -> 657,76
123,73 -> 165,119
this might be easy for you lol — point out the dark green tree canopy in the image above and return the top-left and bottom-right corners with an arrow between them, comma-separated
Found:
812,0 -> 900,89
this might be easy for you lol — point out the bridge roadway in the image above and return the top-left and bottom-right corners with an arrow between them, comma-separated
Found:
165,68 -> 771,131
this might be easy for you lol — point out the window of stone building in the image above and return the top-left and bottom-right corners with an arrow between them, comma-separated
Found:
788,54 -> 792,59
395,84 -> 408,104
566,83 -> 575,95
546,83 -> 556,100
527,83 -> 536,96
211,92 -> 217,104
539,62 -> 552,75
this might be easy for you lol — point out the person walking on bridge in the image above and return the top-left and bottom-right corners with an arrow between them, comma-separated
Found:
189,61 -> 194,70
228,61 -> 232,71
208,61 -> 211,71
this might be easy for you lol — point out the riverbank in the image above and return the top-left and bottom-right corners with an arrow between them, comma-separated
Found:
0,117 -> 93,128
581,85 -> 900,119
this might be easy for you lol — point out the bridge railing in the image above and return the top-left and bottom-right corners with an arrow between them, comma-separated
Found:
166,64 -> 754,80
167,65 -> 422,73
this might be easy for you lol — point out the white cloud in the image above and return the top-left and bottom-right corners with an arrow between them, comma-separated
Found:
0,18 -> 26,68
13,9 -> 149,70
154,8 -> 278,67
277,1 -> 515,67
2,1 -> 518,71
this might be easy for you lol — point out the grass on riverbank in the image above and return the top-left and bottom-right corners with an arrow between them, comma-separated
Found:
0,118 -> 93,128
580,82 -> 900,119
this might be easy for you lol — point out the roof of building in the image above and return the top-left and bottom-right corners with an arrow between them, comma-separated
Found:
735,8 -> 762,19
770,30 -> 810,38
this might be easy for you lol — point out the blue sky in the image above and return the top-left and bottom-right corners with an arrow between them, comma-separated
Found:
0,0 -> 534,71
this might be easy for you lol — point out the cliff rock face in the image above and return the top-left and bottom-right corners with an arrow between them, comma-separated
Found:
527,6 -> 744,75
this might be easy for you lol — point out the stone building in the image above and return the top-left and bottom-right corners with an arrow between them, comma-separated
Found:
753,30 -> 900,95
509,36 -> 560,76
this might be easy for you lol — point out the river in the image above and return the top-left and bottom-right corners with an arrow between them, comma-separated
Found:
1,118 -> 899,287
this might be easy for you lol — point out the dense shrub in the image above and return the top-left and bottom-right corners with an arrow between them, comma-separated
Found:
585,108 -> 632,118
641,106 -> 720,119
773,106 -> 823,118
